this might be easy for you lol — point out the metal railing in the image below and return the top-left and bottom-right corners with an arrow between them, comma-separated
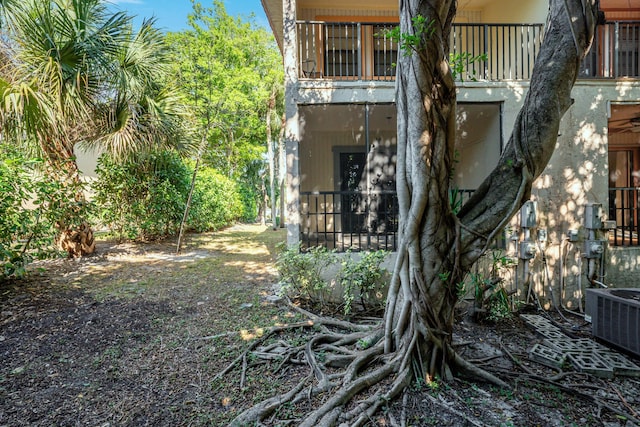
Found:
608,187 -> 640,246
300,190 -> 399,252
581,22 -> 640,78
300,189 -> 475,252
450,23 -> 544,80
297,21 -> 397,80
297,20 -> 640,81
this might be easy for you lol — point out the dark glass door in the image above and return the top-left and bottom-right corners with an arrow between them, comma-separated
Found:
340,152 -> 367,233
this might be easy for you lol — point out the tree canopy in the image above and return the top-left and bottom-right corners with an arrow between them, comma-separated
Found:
0,0 -> 188,164
165,0 -> 284,180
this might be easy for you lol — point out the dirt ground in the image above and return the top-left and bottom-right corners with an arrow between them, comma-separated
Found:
1,224 -> 639,426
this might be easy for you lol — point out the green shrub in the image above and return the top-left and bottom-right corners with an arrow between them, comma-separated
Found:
0,155 -> 38,277
93,151 -> 191,241
275,244 -> 389,314
187,167 -> 244,232
0,149 -> 85,278
275,243 -> 335,305
238,182 -> 258,223
339,250 -> 388,314
468,250 -> 518,322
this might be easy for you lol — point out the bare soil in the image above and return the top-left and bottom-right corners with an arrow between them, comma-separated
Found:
1,224 -> 639,426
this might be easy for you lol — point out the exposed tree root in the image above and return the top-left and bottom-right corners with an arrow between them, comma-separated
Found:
213,321 -> 318,383
224,305 -> 508,426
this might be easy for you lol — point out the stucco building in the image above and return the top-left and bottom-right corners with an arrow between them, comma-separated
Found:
261,0 -> 640,306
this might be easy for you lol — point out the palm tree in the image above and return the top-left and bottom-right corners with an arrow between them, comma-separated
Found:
0,0 -> 189,256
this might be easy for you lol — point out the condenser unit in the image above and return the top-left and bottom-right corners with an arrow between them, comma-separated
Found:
585,288 -> 640,357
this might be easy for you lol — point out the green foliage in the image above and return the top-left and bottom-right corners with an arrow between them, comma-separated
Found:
384,16 -> 436,56
449,52 -> 488,81
469,250 -> 518,322
238,183 -> 258,223
166,0 -> 283,180
275,243 -> 335,303
0,148 -> 89,278
188,167 -> 244,232
0,0 -> 188,161
0,155 -> 38,277
93,151 -> 191,241
339,251 -> 388,314
276,245 -> 388,314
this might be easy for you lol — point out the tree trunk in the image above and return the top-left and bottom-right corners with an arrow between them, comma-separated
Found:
231,0 -> 599,424
44,140 -> 96,258
267,88 -> 278,230
278,112 -> 286,228
385,0 -> 598,381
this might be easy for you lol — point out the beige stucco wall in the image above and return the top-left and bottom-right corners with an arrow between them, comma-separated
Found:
458,79 -> 640,307
288,77 -> 640,304
282,0 -> 640,306
481,0 -> 548,23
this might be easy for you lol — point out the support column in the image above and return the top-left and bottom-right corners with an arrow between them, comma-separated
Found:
283,0 -> 301,247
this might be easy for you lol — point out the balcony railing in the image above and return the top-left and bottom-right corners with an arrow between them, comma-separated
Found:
608,187 -> 640,246
297,22 -> 398,81
300,190 -> 399,252
297,20 -> 640,81
581,22 -> 640,78
450,23 -> 544,80
300,189 -> 475,252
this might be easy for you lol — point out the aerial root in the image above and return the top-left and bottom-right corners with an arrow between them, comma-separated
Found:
450,346 -> 509,389
229,374 -> 312,426
298,353 -> 402,427
213,320 -> 319,383
224,301 -> 510,426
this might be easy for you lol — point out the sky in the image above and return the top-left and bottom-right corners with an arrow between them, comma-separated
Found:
107,0 -> 269,33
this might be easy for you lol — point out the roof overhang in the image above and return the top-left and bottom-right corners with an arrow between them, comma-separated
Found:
261,0 -> 284,52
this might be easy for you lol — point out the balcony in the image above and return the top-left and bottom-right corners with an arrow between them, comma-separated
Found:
300,190 -> 399,252
300,188 -> 640,251
296,20 -> 640,82
300,189 -> 475,252
581,21 -> 640,78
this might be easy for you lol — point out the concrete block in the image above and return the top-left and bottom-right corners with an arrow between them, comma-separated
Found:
528,343 -> 566,368
573,339 -> 609,352
566,352 -> 614,379
520,314 -> 558,330
595,351 -> 640,377
544,338 -> 584,353
536,329 -> 568,340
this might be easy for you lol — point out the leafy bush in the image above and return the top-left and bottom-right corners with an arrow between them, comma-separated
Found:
0,149 -> 86,278
339,250 -> 388,314
93,151 -> 191,241
275,244 -> 389,314
0,156 -> 39,277
238,182 -> 258,223
469,250 -> 518,322
187,167 -> 244,232
275,243 -> 335,304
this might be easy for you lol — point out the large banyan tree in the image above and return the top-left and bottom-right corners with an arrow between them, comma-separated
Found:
232,0 -> 599,425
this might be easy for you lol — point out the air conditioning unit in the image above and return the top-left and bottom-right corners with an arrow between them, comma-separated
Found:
585,288 -> 640,357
